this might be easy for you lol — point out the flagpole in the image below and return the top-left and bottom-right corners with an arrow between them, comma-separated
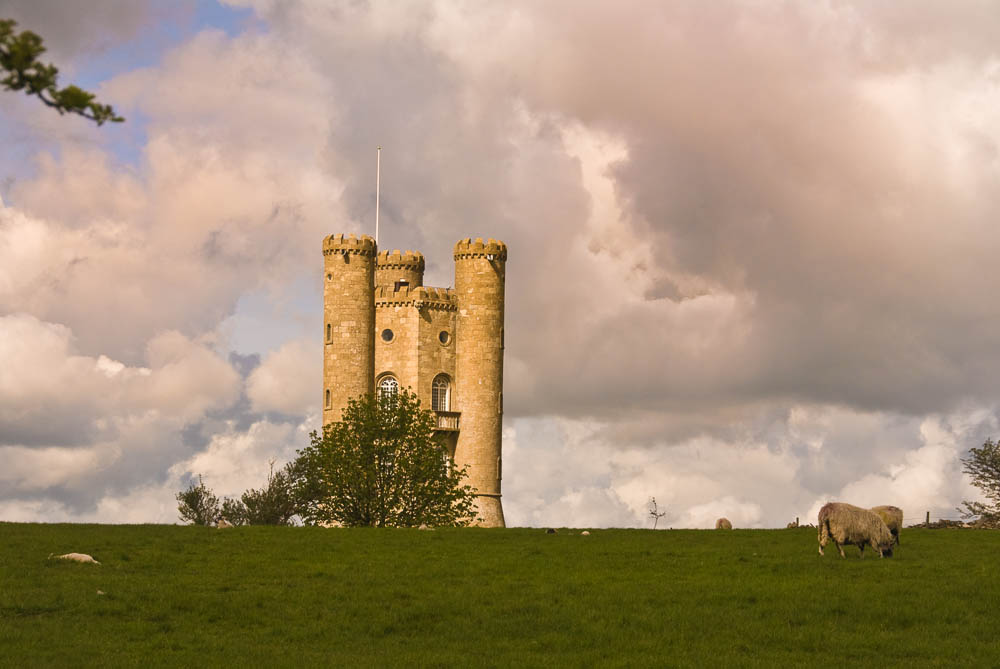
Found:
375,146 -> 381,246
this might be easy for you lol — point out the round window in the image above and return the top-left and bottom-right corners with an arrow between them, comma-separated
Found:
439,330 -> 451,345
381,328 -> 394,342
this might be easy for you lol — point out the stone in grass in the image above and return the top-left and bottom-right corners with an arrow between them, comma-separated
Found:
581,531 -> 590,536
51,553 -> 101,564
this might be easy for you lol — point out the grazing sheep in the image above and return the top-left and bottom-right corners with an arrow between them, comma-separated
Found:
715,518 -> 733,530
817,502 -> 894,558
870,505 -> 903,546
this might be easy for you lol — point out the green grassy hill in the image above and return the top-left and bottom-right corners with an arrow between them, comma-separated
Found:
3,523 -> 998,667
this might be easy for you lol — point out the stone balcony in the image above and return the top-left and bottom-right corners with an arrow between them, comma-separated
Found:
434,411 -> 460,432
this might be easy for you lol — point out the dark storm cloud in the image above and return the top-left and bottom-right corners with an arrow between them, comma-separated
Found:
248,0 -> 1000,422
0,0 -> 157,61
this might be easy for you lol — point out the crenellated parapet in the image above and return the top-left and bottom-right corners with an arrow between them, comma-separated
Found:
323,233 -> 377,257
453,237 -> 507,262
376,250 -> 425,271
375,285 -> 457,310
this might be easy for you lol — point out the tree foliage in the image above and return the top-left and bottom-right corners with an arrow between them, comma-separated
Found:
294,389 -> 478,527
219,497 -> 248,526
220,460 -> 299,526
959,438 -> 1000,526
179,463 -> 299,527
1,18 -> 123,125
176,475 -> 220,526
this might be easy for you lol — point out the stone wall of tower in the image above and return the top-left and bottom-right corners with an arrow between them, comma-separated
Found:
416,291 -> 457,413
374,288 -> 422,394
374,286 -> 457,413
453,238 -> 507,527
375,250 -> 424,289
322,234 -> 376,425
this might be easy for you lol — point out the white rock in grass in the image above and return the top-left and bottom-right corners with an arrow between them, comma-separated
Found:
581,531 -> 591,536
52,553 -> 100,564
217,519 -> 233,529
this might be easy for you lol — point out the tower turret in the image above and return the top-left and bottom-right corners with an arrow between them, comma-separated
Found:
323,233 -> 377,424
375,250 -> 425,290
453,237 -> 507,527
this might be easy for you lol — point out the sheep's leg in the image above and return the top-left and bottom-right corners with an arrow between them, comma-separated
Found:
858,543 -> 865,559
818,529 -> 827,556
836,541 -> 846,558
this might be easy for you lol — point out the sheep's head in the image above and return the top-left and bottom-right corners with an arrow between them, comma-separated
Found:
879,542 -> 894,558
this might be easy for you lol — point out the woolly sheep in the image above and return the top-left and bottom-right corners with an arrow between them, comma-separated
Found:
870,505 -> 903,546
51,553 -> 100,564
715,517 -> 733,530
817,502 -> 894,558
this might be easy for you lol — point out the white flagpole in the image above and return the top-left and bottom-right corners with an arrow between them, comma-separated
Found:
375,146 -> 381,246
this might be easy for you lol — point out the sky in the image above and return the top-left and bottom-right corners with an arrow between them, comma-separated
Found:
2,0 -> 999,528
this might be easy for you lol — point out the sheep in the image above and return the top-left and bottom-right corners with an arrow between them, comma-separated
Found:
870,505 -> 903,546
50,553 -> 100,564
817,502 -> 894,558
715,517 -> 733,530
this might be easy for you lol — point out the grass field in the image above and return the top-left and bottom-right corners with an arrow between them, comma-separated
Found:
2,523 -> 999,667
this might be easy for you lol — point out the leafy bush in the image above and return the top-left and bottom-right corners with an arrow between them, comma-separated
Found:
959,438 -> 1000,527
176,475 -> 220,526
293,389 -> 477,527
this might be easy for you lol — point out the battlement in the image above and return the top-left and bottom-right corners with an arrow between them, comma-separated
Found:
323,233 -> 377,257
376,250 -> 425,270
374,285 -> 457,310
454,237 -> 508,261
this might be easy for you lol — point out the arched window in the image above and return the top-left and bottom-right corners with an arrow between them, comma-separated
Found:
378,375 -> 399,399
325,389 -> 331,409
431,375 -> 450,411
326,323 -> 331,342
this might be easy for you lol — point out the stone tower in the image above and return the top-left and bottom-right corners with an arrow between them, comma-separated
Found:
322,233 -> 376,422
453,238 -> 507,527
321,234 -> 508,527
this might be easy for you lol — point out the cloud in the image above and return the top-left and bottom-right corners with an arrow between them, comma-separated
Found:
171,418 -> 310,499
3,2 -> 1000,525
0,313 -> 240,446
504,405 -> 998,529
0,1 -> 157,61
246,337 -> 320,415
216,0 -> 1000,423
0,313 -> 247,515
